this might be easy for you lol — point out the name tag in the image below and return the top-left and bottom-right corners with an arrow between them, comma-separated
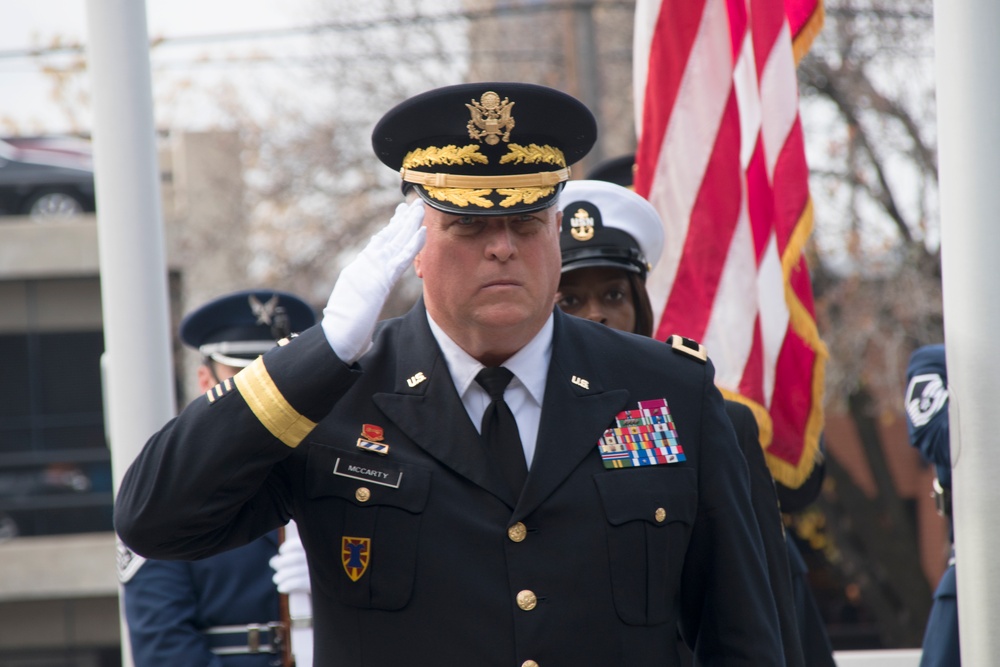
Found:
333,457 -> 403,488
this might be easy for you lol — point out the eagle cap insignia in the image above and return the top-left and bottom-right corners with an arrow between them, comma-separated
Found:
570,208 -> 595,241
467,91 -> 515,145
248,294 -> 279,326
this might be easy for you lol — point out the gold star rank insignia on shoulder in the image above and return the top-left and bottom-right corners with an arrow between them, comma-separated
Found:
597,398 -> 686,469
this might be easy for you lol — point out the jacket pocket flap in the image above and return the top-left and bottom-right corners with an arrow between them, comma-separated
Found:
595,467 -> 697,527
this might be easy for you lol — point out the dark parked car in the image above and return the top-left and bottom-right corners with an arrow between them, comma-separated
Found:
0,136 -> 96,219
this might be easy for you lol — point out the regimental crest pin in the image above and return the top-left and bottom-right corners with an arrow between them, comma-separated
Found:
596,398 -> 687,469
361,424 -> 384,442
342,536 -> 371,582
466,91 -> 515,145
570,208 -> 595,241
357,423 -> 390,455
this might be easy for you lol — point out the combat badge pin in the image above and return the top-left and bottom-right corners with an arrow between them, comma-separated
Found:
356,423 -> 390,456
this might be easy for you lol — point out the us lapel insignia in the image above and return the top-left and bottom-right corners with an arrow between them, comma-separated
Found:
342,536 -> 371,582
571,375 -> 590,389
406,371 -> 427,388
596,398 -> 686,469
357,423 -> 390,455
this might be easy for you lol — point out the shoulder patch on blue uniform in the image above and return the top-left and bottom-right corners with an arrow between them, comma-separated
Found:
205,377 -> 236,404
905,372 -> 948,427
668,335 -> 707,363
116,537 -> 146,583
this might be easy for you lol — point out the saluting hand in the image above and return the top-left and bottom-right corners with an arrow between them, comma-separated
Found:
321,200 -> 426,364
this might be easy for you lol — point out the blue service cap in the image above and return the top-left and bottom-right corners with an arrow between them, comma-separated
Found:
179,289 -> 316,368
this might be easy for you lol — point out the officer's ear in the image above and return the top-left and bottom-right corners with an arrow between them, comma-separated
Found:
196,363 -> 216,393
414,251 -> 423,278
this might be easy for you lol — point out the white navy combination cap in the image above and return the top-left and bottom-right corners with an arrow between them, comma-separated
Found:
558,179 -> 665,279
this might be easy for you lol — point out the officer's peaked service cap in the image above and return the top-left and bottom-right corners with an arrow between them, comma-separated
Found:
180,289 -> 316,368
559,179 -> 664,280
372,82 -> 597,215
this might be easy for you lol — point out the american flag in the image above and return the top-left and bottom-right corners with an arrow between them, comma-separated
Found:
633,0 -> 826,487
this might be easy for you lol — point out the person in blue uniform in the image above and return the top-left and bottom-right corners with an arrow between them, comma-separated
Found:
114,82 -> 784,666
556,178 -> 805,667
118,289 -> 315,667
904,344 -> 960,667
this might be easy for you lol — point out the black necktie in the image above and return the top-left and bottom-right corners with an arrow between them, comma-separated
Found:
475,366 -> 528,496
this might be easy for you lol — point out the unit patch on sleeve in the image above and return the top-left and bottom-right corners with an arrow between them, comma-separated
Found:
116,537 -> 146,583
597,398 -> 686,469
905,373 -> 948,427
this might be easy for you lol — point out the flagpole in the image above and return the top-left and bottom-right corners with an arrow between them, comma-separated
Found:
85,1 -> 176,665
932,0 -> 1000,662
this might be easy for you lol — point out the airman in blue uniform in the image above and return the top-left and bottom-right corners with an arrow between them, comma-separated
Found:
118,289 -> 315,666
905,344 -> 960,667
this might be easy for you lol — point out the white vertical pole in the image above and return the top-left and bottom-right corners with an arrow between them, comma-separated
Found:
932,0 -> 1000,663
84,2 -> 176,665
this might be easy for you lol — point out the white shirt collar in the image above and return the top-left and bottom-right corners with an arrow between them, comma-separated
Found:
426,312 -> 553,407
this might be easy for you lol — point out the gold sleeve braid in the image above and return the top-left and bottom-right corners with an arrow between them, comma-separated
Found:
234,357 -> 317,448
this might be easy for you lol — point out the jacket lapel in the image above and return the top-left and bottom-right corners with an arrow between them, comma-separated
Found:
372,302 -> 516,506
516,311 -> 629,518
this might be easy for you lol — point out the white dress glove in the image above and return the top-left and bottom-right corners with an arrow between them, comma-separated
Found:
270,530 -> 311,595
322,200 -> 426,364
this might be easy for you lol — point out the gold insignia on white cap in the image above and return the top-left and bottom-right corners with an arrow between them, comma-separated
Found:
570,208 -> 595,241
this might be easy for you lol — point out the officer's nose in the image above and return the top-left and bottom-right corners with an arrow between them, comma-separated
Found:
582,302 -> 607,325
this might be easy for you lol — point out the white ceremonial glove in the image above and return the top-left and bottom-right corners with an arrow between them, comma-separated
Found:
322,200 -> 426,364
270,531 -> 311,595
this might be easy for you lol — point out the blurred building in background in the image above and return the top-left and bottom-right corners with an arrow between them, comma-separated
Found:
0,130 -> 257,667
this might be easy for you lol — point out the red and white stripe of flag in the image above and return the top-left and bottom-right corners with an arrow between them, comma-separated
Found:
634,0 -> 826,487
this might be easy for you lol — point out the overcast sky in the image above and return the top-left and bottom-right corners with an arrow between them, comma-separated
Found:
0,0 -> 314,134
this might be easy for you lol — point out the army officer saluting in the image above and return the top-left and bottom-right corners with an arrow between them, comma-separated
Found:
116,82 -> 783,666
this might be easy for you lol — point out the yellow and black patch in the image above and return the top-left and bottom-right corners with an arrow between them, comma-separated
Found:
206,377 -> 236,404
668,335 -> 707,364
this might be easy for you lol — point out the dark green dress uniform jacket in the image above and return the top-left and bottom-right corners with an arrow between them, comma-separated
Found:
115,303 -> 784,667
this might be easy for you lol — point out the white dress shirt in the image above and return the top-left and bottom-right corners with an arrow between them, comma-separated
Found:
426,312 -> 553,469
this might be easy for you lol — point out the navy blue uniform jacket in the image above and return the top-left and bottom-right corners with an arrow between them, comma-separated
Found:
123,534 -> 281,666
115,304 -> 784,666
905,344 -> 960,667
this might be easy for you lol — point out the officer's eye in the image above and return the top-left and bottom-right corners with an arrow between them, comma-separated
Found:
557,293 -> 582,310
448,216 -> 488,235
510,214 -> 544,235
605,288 -> 627,303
